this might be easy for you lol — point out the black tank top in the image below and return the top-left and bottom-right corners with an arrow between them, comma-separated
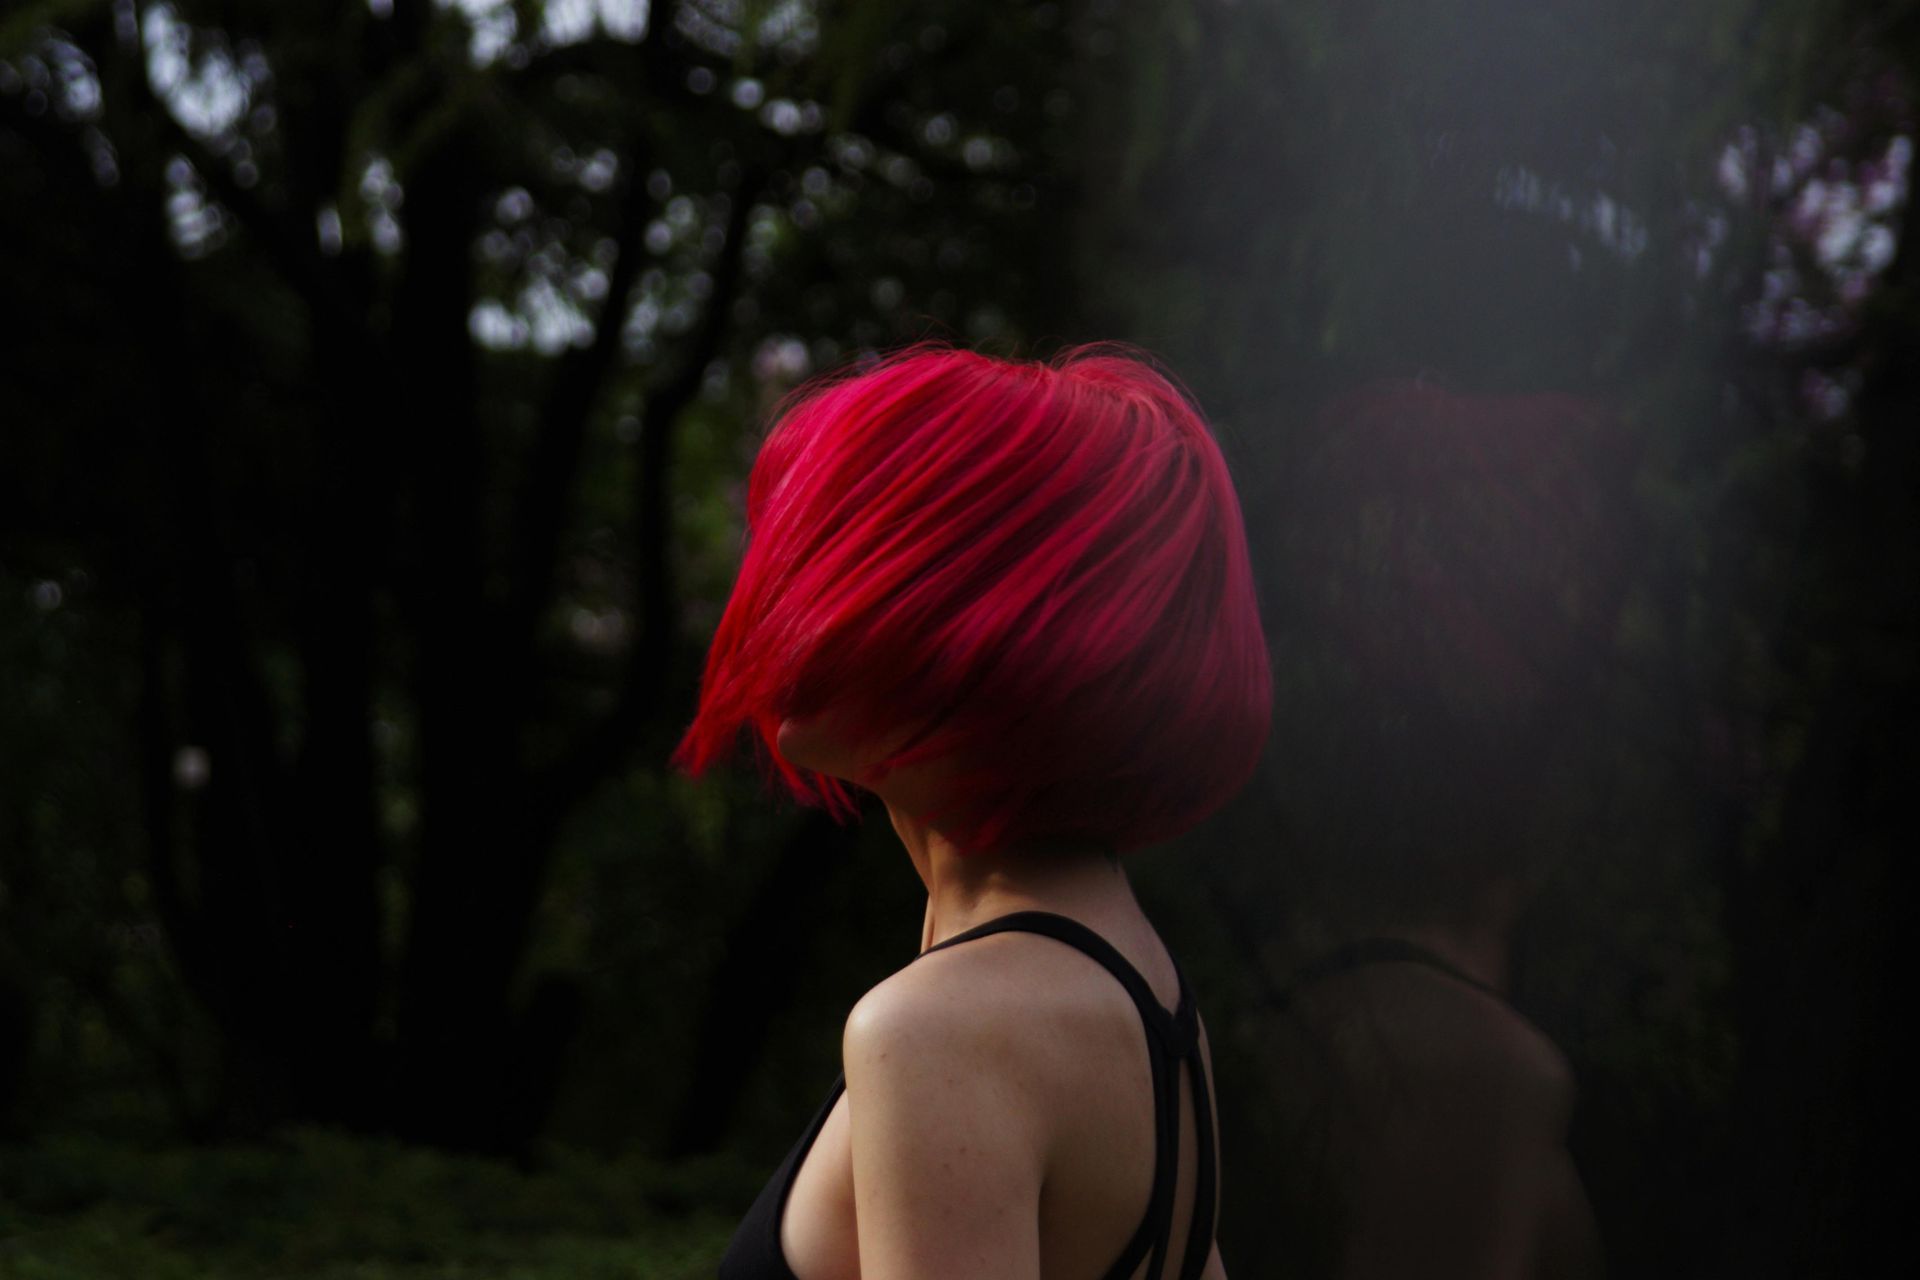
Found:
716,910 -> 1219,1280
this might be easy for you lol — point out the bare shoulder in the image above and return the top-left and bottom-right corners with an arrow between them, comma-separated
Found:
842,950 -> 1000,1067
844,930 -> 1113,1070
842,957 -> 1034,1133
838,938 -> 1057,1275
842,929 -> 1154,1137
1431,975 -> 1572,1090
1456,985 -> 1575,1128
1322,965 -> 1577,1134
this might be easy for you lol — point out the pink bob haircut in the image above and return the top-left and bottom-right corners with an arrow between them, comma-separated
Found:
671,339 -> 1273,855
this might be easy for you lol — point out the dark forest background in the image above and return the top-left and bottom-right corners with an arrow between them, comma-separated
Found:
2,1 -> 1914,1276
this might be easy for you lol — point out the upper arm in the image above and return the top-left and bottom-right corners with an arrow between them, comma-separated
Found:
1343,993 -> 1591,1280
842,973 -> 1047,1280
1531,1146 -> 1602,1280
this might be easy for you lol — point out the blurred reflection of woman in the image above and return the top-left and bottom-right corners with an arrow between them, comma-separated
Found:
1247,380 -> 1629,1280
673,341 -> 1272,1280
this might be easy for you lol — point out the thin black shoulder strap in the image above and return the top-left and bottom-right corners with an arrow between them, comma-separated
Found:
922,911 -> 1200,1056
918,911 -> 1215,1280
1175,1046 -> 1219,1280
1271,935 -> 1506,1011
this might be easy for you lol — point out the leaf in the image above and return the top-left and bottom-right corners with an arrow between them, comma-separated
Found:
0,0 -> 107,58
819,0 -> 897,136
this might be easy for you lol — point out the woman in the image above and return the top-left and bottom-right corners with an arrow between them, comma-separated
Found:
673,340 -> 1272,1280
1241,380 -> 1626,1279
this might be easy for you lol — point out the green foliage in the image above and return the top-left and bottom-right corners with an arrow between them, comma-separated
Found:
0,1130 -> 744,1277
1,0 -> 1091,1157
0,0 -> 102,61
5,0 -> 1918,1272
0,560 -> 222,1142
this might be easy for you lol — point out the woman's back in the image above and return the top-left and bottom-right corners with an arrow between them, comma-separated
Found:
725,910 -> 1223,1280
1258,954 -> 1600,1280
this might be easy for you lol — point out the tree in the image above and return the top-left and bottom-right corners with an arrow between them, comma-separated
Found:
0,0 -> 1092,1155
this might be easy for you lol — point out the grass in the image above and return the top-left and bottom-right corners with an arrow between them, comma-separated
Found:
0,1129 -> 748,1278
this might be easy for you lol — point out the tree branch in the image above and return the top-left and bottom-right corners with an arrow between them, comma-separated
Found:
118,18 -> 376,358
532,160 -> 767,826
514,11 -> 962,818
502,140 -> 660,679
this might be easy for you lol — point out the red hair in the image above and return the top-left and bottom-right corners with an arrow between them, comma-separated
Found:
1264,378 -> 1644,908
672,339 -> 1273,853
1289,379 -> 1638,723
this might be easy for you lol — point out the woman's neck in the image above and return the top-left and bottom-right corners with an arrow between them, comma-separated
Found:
887,802 -> 1136,949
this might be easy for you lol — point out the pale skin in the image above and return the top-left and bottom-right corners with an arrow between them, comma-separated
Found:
1267,883 -> 1603,1280
773,713 -> 1228,1280
1377,887 -> 1600,1280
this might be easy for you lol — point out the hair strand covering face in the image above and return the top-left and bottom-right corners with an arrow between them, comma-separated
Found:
672,339 -> 1273,855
